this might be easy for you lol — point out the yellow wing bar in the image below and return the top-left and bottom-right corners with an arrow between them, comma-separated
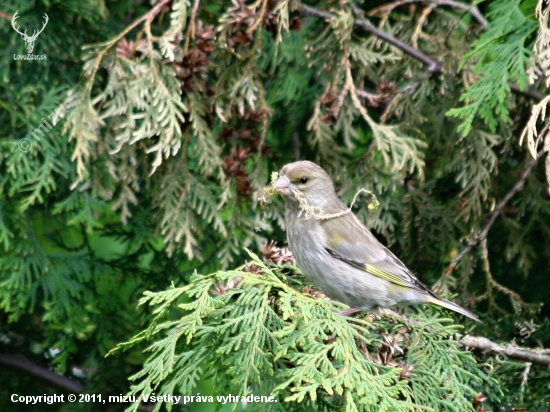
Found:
365,264 -> 413,289
326,247 -> 421,291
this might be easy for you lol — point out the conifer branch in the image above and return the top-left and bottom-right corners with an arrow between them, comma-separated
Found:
476,237 -> 534,313
459,336 -> 550,366
184,0 -> 201,54
80,0 -> 171,85
368,0 -> 488,27
0,353 -> 82,394
298,4 -> 442,72
445,150 -> 545,275
446,150 -> 546,275
298,3 -> 544,101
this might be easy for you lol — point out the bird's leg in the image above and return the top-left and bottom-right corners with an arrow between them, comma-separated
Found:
337,307 -> 421,327
378,308 -> 422,327
338,307 -> 363,317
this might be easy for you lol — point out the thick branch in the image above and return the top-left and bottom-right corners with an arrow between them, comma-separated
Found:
459,335 -> 550,366
446,150 -> 546,274
0,353 -> 82,394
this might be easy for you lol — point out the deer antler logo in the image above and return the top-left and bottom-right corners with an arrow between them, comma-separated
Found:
11,11 -> 49,54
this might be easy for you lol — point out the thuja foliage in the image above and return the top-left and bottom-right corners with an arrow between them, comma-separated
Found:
1,0 -> 550,410
113,251 -> 495,412
447,0 -> 537,136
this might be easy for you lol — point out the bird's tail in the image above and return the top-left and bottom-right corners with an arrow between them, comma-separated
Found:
428,297 -> 481,322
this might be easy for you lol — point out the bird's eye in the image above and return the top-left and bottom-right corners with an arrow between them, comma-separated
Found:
299,177 -> 309,184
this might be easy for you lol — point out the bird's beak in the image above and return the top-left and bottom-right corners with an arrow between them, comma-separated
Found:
273,175 -> 292,195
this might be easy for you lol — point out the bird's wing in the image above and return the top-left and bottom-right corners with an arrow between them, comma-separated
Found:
322,214 -> 435,295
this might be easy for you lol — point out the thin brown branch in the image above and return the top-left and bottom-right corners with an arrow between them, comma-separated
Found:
520,362 -> 532,387
184,0 -> 201,55
446,150 -> 545,275
369,0 -> 488,27
81,0 -> 171,90
477,237 -> 527,313
459,336 -> 550,366
0,353 -> 82,393
247,0 -> 269,34
508,81 -> 545,102
0,11 -> 11,20
477,154 -> 540,240
299,3 -> 546,278
297,4 -> 544,101
129,0 -> 172,28
298,4 -> 442,72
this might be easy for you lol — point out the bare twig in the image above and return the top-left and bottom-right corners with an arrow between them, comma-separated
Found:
446,150 -> 546,275
477,237 -> 527,313
247,0 -> 269,34
297,4 -> 545,102
129,0 -> 172,27
0,353 -> 82,393
298,4 -> 442,72
184,0 -> 201,55
411,5 -> 435,50
0,343 -> 153,412
368,0 -> 488,27
459,336 -> 550,366
508,82 -> 545,102
80,0 -> 172,93
521,362 -> 532,387
332,61 -> 352,116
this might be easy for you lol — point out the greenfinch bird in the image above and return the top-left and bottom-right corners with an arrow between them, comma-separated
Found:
273,160 -> 480,322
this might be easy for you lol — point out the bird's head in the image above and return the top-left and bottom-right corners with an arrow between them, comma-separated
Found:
273,161 -> 338,209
